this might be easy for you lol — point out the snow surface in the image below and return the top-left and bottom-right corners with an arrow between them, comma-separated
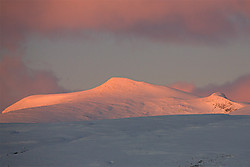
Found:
0,114 -> 250,167
1,77 -> 249,123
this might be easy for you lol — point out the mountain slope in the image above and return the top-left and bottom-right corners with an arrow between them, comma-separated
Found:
0,77 -> 248,123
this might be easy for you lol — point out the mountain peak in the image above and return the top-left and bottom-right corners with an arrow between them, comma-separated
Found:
209,92 -> 227,99
106,77 -> 137,83
98,77 -> 145,90
205,92 -> 243,113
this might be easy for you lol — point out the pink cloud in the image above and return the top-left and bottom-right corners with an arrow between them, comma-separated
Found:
170,74 -> 250,103
1,0 -> 250,48
193,74 -> 250,103
0,55 -> 66,112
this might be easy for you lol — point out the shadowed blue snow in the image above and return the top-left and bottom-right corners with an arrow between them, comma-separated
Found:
1,115 -> 250,167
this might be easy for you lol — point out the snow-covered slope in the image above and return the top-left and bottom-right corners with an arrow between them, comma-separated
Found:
0,77 -> 248,123
201,92 -> 244,113
1,115 -> 250,167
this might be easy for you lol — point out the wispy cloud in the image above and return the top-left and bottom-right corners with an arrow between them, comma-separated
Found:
1,0 -> 250,48
170,74 -> 250,103
0,55 -> 66,112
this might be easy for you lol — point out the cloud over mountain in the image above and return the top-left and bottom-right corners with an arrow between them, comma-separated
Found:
0,55 -> 65,112
171,74 -> 250,103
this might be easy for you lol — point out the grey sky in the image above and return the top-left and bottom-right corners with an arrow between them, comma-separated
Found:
23,33 -> 250,91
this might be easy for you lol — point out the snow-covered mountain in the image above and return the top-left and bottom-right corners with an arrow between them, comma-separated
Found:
0,77 -> 249,123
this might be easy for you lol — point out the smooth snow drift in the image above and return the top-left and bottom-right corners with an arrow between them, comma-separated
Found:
1,115 -> 250,167
1,77 -> 249,123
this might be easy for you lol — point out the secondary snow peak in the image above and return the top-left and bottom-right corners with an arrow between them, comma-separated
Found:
204,92 -> 243,113
209,92 -> 227,99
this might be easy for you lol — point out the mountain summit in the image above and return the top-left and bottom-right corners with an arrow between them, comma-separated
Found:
0,77 -> 248,123
203,92 -> 243,113
209,92 -> 228,99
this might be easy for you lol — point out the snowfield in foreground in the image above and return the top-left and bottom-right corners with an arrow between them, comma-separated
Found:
1,114 -> 250,167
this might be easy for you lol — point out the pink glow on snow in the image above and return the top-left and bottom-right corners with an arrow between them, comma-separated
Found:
171,74 -> 250,103
170,82 -> 195,93
0,56 -> 65,112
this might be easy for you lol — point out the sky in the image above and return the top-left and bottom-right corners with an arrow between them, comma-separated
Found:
1,0 -> 250,111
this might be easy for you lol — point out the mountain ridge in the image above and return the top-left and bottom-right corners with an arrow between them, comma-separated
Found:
2,77 -> 195,114
1,77 -> 249,123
